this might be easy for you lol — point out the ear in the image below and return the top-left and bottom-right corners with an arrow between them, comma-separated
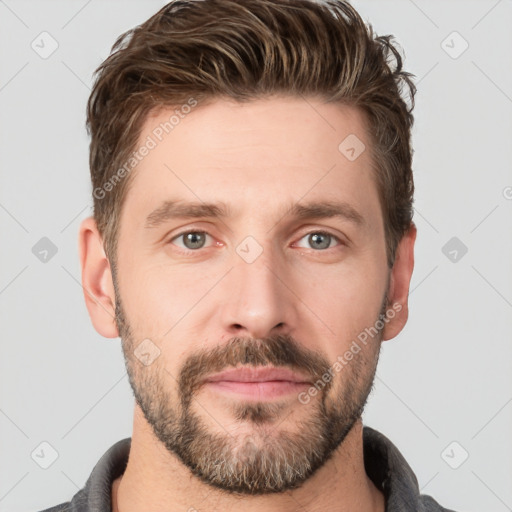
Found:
382,223 -> 416,341
78,217 -> 119,338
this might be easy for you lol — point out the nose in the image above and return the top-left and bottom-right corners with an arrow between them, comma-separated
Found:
219,248 -> 298,340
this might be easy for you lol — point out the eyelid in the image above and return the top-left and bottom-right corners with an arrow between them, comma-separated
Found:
166,227 -> 346,253
293,229 -> 344,250
169,229 -> 216,251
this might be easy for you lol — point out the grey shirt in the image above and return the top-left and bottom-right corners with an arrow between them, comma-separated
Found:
37,426 -> 457,512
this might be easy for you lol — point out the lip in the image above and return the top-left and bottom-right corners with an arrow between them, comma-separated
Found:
204,366 -> 312,384
203,366 -> 312,400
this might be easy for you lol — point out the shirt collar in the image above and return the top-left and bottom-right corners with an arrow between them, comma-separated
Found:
66,426 -> 434,511
363,425 -> 423,510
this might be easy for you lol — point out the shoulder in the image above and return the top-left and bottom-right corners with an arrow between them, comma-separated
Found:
363,425 -> 460,512
34,502 -> 73,512
420,494 -> 458,512
33,486 -> 90,512
32,437 -> 130,512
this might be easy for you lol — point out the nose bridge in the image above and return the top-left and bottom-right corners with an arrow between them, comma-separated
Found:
220,237 -> 295,338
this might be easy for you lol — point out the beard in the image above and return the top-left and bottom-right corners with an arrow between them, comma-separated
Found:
113,275 -> 384,495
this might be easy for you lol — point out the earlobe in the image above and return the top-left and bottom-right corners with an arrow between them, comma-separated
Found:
382,223 -> 417,341
78,217 -> 119,338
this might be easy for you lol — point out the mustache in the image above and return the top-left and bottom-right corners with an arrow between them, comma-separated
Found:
178,333 -> 333,402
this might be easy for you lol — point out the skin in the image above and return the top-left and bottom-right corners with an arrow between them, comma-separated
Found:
79,95 -> 416,512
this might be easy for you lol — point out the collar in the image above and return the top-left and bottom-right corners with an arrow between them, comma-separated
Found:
56,426 -> 449,512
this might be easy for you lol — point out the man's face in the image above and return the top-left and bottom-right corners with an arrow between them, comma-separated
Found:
112,96 -> 391,494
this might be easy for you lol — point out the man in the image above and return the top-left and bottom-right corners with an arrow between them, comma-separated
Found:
39,0 -> 457,510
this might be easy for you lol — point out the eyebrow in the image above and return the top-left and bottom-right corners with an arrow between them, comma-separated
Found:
144,199 -> 365,229
289,201 -> 365,227
145,200 -> 231,229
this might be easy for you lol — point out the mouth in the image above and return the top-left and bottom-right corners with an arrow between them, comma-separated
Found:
203,366 -> 312,400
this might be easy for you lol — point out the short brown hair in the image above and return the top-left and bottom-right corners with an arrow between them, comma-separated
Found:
86,0 -> 416,268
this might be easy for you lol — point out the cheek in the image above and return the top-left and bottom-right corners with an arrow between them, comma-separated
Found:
290,266 -> 386,372
120,260 -> 225,342
292,260 -> 387,360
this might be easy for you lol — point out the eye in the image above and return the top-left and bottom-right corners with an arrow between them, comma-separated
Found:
170,230 -> 213,250
295,231 -> 341,250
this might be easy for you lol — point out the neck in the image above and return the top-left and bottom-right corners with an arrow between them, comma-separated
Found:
112,406 -> 385,512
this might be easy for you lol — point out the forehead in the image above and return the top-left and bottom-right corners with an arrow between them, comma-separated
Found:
121,96 -> 379,225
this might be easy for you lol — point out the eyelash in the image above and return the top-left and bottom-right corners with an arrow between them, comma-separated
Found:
169,229 -> 215,253
294,230 -> 343,250
168,229 -> 344,254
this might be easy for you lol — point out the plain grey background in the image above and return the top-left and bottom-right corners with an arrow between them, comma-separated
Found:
1,1 -> 511,511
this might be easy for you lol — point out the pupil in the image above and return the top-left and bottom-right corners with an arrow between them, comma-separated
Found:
185,232 -> 204,249
310,233 -> 330,250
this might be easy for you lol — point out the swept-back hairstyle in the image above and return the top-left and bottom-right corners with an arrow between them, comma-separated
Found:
87,0 -> 416,268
